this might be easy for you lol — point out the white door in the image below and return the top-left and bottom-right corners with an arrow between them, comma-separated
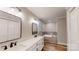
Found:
68,8 -> 79,50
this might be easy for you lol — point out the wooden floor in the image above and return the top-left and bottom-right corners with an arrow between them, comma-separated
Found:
42,42 -> 67,51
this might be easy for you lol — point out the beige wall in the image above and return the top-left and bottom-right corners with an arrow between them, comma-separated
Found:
19,8 -> 45,39
45,23 -> 56,32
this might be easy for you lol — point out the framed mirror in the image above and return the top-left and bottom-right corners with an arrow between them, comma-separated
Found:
0,10 -> 22,43
32,23 -> 38,35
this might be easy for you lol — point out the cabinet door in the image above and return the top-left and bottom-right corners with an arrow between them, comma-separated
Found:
37,38 -> 44,51
0,19 -> 8,42
26,44 -> 37,51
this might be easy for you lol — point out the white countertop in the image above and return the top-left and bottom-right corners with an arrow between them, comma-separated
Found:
6,36 -> 44,51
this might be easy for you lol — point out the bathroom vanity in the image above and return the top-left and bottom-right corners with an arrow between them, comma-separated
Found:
44,34 -> 57,44
0,10 -> 44,51
5,36 -> 44,51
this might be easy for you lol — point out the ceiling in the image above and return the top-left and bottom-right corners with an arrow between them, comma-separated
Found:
27,7 -> 66,23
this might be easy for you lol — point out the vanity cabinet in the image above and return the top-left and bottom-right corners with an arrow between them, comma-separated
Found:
26,44 -> 37,51
26,37 -> 44,51
5,36 -> 44,51
37,38 -> 44,51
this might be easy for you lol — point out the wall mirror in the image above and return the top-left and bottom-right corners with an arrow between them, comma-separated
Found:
0,10 -> 22,43
32,23 -> 38,35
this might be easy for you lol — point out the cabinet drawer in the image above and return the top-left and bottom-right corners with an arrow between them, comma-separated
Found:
26,44 -> 37,51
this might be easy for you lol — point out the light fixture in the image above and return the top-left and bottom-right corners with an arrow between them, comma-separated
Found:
11,7 -> 22,12
30,18 -> 39,24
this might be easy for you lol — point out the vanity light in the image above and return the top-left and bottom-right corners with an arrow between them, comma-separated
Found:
30,18 -> 39,24
0,7 -> 23,17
